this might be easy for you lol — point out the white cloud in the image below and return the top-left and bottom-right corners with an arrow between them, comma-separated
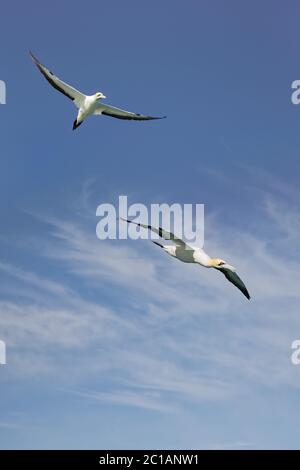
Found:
1,189 -> 300,413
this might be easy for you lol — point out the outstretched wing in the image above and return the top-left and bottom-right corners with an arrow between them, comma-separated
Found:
94,103 -> 166,121
30,51 -> 86,108
121,218 -> 192,249
219,267 -> 250,300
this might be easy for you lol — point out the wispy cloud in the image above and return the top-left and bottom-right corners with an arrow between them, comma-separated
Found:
209,441 -> 253,450
1,179 -> 300,414
73,389 -> 177,413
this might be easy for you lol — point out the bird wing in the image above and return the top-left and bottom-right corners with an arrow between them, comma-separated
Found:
218,267 -> 250,300
30,51 -> 86,108
121,218 -> 192,249
94,103 -> 166,121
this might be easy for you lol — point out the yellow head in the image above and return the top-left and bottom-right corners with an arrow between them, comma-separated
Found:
209,258 -> 227,268
95,91 -> 106,100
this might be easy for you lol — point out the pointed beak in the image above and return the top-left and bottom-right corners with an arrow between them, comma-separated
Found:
223,263 -> 236,272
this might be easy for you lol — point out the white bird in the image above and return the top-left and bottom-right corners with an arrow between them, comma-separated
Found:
122,218 -> 250,300
30,52 -> 166,130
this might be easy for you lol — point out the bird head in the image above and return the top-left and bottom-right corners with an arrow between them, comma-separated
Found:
210,258 -> 236,271
95,91 -> 106,100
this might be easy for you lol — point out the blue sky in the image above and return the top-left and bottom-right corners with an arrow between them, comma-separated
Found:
1,0 -> 300,449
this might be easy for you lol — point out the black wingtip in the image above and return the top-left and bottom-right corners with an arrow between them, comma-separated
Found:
29,51 -> 44,72
242,287 -> 251,300
143,115 -> 167,120
120,217 -> 136,226
29,50 -> 38,63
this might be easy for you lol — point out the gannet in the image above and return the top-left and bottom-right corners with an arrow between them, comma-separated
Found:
122,218 -> 250,300
30,52 -> 166,130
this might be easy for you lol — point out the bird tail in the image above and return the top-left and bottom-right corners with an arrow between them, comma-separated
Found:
73,119 -> 83,130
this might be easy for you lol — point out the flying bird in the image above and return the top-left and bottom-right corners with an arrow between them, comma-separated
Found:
122,218 -> 250,300
29,51 -> 166,130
